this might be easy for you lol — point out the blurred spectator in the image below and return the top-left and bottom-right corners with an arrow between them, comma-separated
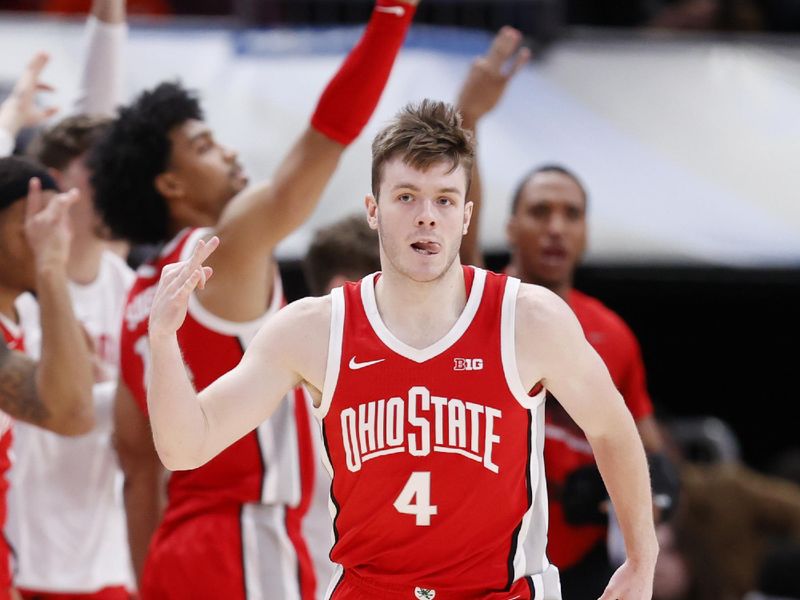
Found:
770,447 -> 800,488
651,425 -> 800,600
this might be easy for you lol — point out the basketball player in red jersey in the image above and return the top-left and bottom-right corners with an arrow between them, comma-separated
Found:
88,2 -> 419,597
146,100 -> 659,600
0,157 -> 95,599
504,165 -> 678,599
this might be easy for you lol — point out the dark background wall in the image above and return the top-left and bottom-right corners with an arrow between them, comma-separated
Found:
279,257 -> 800,471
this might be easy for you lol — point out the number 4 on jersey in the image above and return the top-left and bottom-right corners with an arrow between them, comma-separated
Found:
394,472 -> 438,526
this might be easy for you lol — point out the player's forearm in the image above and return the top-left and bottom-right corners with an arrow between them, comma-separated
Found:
147,333 -> 210,470
587,414 -> 659,564
35,266 -> 94,435
74,5 -> 127,116
0,102 -> 21,150
122,468 -> 163,584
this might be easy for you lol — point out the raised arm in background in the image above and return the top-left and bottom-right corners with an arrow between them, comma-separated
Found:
456,26 -> 529,267
0,180 -> 94,435
74,0 -> 127,116
0,53 -> 58,157
199,0 -> 419,323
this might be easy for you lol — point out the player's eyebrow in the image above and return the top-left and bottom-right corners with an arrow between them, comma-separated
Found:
391,183 -> 461,195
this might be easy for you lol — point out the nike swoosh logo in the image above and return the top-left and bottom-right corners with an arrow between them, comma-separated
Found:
375,5 -> 406,17
349,357 -> 386,370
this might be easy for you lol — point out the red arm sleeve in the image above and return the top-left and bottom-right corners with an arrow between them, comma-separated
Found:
311,0 -> 416,145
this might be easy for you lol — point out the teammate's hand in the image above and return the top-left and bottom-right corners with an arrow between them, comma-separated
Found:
24,178 -> 79,272
395,0 -> 421,6
149,237 -> 219,340
456,26 -> 530,124
598,557 -> 656,600
0,53 -> 58,137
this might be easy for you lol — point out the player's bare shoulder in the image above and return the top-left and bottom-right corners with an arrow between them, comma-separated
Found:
515,282 -> 577,333
248,293 -> 332,396
513,282 -> 585,386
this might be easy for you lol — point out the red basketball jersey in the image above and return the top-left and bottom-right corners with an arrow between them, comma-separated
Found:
315,267 -> 561,600
119,228 -> 317,597
0,315 -> 23,592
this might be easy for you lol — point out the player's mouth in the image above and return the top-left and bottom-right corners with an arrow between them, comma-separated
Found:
540,245 -> 568,265
411,240 -> 441,256
231,164 -> 248,186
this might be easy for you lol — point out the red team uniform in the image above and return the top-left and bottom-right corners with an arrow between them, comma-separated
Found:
0,316 -> 22,598
121,228 -> 319,599
314,267 -> 561,600
544,289 -> 654,570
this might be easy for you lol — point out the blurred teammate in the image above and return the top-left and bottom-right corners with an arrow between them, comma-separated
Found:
146,99 -> 658,600
89,1 -> 418,597
505,165 -> 677,599
0,157 -> 95,600
1,2 -> 136,597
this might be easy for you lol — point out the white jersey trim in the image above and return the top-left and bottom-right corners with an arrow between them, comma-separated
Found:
182,228 -> 284,343
315,286 -> 344,421
360,267 -> 487,364
501,277 -> 546,410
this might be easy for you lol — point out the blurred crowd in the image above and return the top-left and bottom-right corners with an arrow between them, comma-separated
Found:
0,1 -> 798,599
2,0 -> 800,31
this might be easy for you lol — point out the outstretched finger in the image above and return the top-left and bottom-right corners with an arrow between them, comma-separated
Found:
16,53 -> 49,92
507,46 -> 532,77
197,266 -> 213,290
486,26 -> 523,69
26,52 -> 49,78
25,177 -> 43,221
53,188 -> 80,216
176,268 -> 207,298
188,235 -> 220,270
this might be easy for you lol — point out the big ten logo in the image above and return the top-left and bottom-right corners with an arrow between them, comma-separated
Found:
453,358 -> 483,371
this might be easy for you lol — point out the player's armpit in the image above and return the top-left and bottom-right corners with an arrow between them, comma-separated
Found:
0,345 -> 48,425
113,379 -> 164,585
195,295 -> 331,463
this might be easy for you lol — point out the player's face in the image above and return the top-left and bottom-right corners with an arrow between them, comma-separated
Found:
507,171 -> 586,290
0,192 -> 58,293
161,119 -> 248,226
367,157 -> 472,283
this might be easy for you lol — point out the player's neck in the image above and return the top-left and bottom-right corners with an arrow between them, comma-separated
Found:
67,235 -> 105,285
374,261 -> 467,350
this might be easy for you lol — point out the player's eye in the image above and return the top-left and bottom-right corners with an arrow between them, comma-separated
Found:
398,194 -> 413,203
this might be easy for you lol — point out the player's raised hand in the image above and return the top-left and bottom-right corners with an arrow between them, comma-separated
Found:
24,178 -> 79,271
149,237 -> 219,339
456,26 -> 530,123
0,53 -> 59,137
597,558 -> 656,600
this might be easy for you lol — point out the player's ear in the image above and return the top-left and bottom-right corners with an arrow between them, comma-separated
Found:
365,194 -> 379,231
506,216 -> 518,248
154,172 -> 184,201
463,200 -> 473,236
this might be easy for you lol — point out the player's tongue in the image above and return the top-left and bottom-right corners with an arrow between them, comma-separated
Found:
411,241 -> 440,255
